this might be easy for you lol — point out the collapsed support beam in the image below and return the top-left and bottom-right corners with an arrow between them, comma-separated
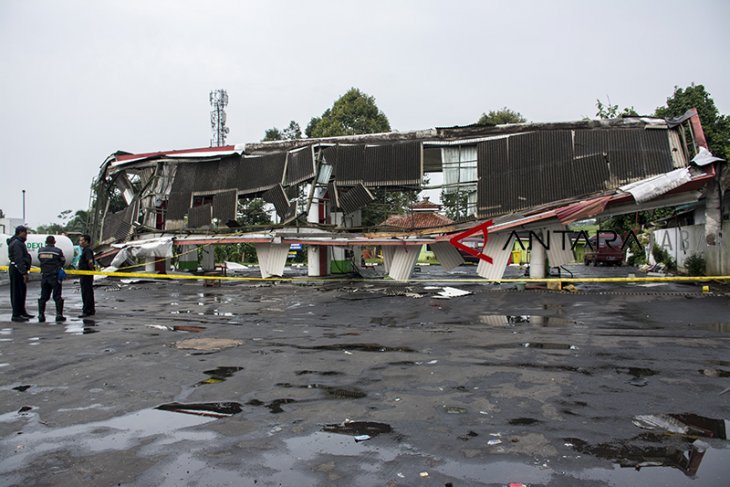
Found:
255,243 -> 289,278
476,232 -> 514,280
431,241 -> 465,271
388,246 -> 421,282
382,246 -> 396,274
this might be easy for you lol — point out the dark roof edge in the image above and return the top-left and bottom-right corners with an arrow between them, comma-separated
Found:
243,117 -> 668,153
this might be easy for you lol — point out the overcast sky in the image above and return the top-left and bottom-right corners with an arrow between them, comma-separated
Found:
1,0 -> 728,228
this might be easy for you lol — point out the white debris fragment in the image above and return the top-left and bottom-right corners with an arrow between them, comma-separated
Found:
487,439 -> 502,446
427,360 -> 438,365
419,472 -> 429,478
147,324 -> 172,331
433,286 -> 473,299
354,435 -> 371,442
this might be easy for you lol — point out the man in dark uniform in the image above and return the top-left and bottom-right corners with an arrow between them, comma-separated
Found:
78,234 -> 95,318
37,236 -> 66,323
7,225 -> 33,322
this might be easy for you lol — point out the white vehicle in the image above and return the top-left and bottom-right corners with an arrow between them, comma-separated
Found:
0,233 -> 76,269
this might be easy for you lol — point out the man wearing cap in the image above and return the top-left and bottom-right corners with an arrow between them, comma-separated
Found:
37,236 -> 67,323
6,226 -> 33,322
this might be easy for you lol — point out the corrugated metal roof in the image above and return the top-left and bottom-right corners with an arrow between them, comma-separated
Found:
285,146 -> 315,185
212,190 -> 238,223
476,232 -> 514,280
187,204 -> 212,228
339,183 -> 375,215
387,246 -> 421,281
430,241 -> 464,271
478,127 -> 678,218
262,184 -> 293,220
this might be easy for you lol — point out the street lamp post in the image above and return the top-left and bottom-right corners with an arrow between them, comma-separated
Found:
22,189 -> 26,223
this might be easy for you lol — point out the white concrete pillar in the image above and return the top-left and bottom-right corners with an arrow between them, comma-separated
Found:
307,187 -> 329,277
529,232 -> 546,279
200,244 -> 215,272
145,257 -> 156,273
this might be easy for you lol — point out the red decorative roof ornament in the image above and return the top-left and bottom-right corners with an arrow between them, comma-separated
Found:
448,219 -> 494,264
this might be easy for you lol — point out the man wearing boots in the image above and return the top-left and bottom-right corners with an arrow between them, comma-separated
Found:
7,225 -> 34,322
37,236 -> 66,323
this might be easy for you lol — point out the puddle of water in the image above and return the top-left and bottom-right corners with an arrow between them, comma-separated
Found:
277,383 -> 367,399
197,366 -> 243,385
567,413 -> 730,481
699,368 -> 730,378
155,402 -> 242,418
617,367 -> 658,378
308,343 -> 416,353
322,421 -> 392,437
479,315 -> 574,327
697,323 -> 730,333
633,414 -> 728,439
0,408 -> 217,474
64,323 -> 98,335
294,370 -> 344,376
509,417 -> 541,425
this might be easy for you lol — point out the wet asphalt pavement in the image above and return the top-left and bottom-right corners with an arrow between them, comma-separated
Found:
1,264 -> 729,486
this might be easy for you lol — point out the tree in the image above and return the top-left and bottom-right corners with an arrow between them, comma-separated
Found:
36,209 -> 90,234
306,88 -> 391,137
441,191 -> 470,221
595,98 -> 638,119
477,108 -> 526,125
237,199 -> 271,227
262,120 -> 302,142
303,88 -> 407,227
654,84 -> 730,161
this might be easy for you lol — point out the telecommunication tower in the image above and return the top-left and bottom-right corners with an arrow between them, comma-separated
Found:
209,89 -> 230,147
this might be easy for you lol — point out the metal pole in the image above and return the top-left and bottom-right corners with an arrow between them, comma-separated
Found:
22,189 -> 26,223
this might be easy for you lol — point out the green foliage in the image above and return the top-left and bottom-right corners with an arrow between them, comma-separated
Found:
652,244 -> 677,272
237,199 -> 271,227
214,243 -> 258,264
262,121 -> 302,142
305,88 -> 391,137
441,190 -> 470,221
361,188 -> 419,228
36,209 -> 90,234
654,83 -> 730,161
595,98 -> 638,119
477,108 -> 526,125
685,253 -> 706,276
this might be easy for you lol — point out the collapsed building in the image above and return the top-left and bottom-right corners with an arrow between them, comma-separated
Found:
89,109 -> 727,281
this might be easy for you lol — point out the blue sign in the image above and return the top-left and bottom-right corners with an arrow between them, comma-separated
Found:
289,244 -> 303,250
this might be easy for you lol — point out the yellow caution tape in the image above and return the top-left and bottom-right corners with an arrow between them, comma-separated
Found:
2,265 -> 729,284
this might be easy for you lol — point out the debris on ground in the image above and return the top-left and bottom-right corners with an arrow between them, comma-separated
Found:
175,338 -> 243,351
156,401 -> 242,418
433,287 -> 472,299
322,420 -> 392,437
148,325 -> 207,333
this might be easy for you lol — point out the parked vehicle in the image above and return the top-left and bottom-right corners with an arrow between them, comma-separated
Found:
583,233 -> 625,266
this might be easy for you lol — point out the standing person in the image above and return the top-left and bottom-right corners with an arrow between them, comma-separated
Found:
78,234 -> 96,318
37,236 -> 66,322
6,226 -> 33,322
